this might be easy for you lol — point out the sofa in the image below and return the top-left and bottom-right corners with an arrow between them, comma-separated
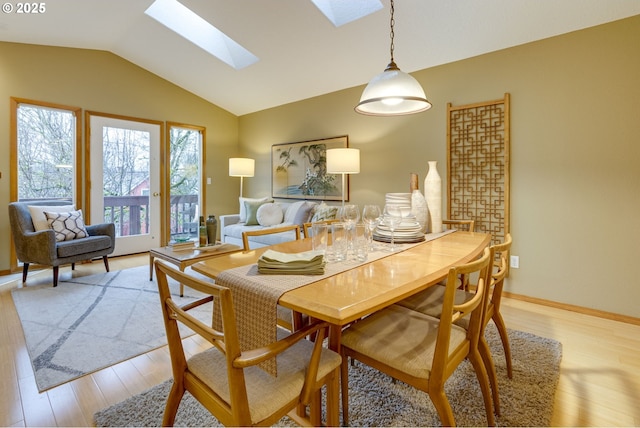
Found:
220,198 -> 339,249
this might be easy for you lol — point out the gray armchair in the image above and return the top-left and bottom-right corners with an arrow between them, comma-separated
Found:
8,200 -> 116,287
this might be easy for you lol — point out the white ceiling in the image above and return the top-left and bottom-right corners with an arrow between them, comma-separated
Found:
2,0 -> 640,116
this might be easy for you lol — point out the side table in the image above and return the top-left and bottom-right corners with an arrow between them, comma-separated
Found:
149,243 -> 242,296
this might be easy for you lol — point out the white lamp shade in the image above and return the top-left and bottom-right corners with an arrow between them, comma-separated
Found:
229,158 -> 255,177
355,67 -> 431,116
326,148 -> 360,174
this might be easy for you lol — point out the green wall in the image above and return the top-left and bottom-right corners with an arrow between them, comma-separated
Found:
238,15 -> 640,318
2,14 -> 639,318
0,42 -> 240,271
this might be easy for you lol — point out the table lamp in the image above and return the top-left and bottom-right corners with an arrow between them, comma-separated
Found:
229,158 -> 255,197
326,148 -> 360,206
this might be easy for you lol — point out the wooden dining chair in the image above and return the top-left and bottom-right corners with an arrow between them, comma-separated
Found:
484,233 -> 513,378
302,219 -> 341,237
242,224 -> 304,331
441,219 -> 475,289
442,218 -> 475,232
340,247 -> 495,427
154,260 -> 341,427
241,224 -> 301,251
397,233 -> 513,416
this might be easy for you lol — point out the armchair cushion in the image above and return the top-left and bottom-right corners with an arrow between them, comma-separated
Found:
45,209 -> 89,241
28,204 -> 75,231
56,235 -> 113,258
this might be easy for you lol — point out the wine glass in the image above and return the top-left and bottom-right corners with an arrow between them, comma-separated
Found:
340,204 -> 360,229
383,204 -> 407,251
362,204 -> 382,250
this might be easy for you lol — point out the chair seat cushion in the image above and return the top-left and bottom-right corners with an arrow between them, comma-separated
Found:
397,285 -> 474,329
341,304 -> 467,379
188,328 -> 341,424
56,235 -> 112,258
397,285 -> 472,317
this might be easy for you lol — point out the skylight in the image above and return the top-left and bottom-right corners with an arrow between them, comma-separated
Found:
311,0 -> 383,27
144,0 -> 258,70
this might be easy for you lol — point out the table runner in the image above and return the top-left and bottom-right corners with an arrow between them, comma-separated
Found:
214,230 -> 456,375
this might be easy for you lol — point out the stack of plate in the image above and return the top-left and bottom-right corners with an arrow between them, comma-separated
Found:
373,215 -> 425,244
385,192 -> 411,207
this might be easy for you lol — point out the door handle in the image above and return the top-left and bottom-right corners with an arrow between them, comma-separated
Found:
153,192 -> 160,197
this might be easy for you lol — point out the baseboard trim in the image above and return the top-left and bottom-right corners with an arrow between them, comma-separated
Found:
503,291 -> 640,326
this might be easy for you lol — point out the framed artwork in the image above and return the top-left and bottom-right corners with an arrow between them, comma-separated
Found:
271,135 -> 348,201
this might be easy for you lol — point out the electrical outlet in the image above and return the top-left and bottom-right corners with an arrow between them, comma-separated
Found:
510,255 -> 520,269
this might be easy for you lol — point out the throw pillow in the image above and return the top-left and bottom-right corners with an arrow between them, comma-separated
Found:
310,203 -> 339,222
256,202 -> 284,226
244,200 -> 272,226
28,204 -> 75,231
284,201 -> 316,227
239,196 -> 271,222
44,209 -> 89,242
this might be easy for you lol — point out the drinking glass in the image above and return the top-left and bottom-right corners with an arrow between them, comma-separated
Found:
362,204 -> 382,250
352,223 -> 369,262
383,204 -> 406,251
311,223 -> 328,253
330,222 -> 348,262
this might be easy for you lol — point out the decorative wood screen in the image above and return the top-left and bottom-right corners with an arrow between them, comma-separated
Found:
447,93 -> 510,247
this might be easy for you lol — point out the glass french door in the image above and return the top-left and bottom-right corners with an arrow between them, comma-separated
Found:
89,114 -> 162,256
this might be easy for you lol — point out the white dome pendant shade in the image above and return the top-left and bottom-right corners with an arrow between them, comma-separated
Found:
355,0 -> 431,116
355,60 -> 431,115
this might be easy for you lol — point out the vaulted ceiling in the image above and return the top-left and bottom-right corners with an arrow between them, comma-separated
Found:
2,0 -> 639,115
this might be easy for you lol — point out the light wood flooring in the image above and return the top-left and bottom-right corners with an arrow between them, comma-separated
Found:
1,254 -> 639,427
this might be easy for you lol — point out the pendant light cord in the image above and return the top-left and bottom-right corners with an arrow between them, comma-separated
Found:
389,0 -> 395,63
387,0 -> 398,70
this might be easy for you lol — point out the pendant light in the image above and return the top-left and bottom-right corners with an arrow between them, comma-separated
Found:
355,0 -> 431,116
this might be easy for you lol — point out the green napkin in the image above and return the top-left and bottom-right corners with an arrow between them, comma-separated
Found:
257,249 -> 325,275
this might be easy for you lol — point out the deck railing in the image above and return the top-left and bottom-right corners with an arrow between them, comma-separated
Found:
21,195 -> 199,238
104,194 -> 199,237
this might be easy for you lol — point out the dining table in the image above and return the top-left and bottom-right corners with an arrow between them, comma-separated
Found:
191,230 -> 491,352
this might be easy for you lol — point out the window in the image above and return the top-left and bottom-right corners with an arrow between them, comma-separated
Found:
11,98 -> 81,203
168,123 -> 205,238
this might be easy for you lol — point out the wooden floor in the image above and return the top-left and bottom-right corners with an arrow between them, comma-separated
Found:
1,254 -> 639,427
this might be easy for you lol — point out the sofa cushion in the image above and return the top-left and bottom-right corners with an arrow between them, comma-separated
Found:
45,209 -> 89,242
257,203 -> 284,226
239,197 -> 272,223
284,201 -> 316,227
29,204 -> 75,231
223,223 -> 298,246
310,203 -> 339,222
244,199 -> 274,225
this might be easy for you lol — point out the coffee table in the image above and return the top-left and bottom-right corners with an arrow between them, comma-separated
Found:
149,242 -> 242,296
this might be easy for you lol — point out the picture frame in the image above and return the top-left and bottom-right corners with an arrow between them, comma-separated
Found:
271,135 -> 348,201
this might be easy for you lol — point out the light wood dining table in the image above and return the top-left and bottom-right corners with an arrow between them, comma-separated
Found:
191,231 -> 491,352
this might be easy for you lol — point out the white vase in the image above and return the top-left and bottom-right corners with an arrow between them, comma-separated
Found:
411,189 -> 429,233
424,161 -> 443,233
